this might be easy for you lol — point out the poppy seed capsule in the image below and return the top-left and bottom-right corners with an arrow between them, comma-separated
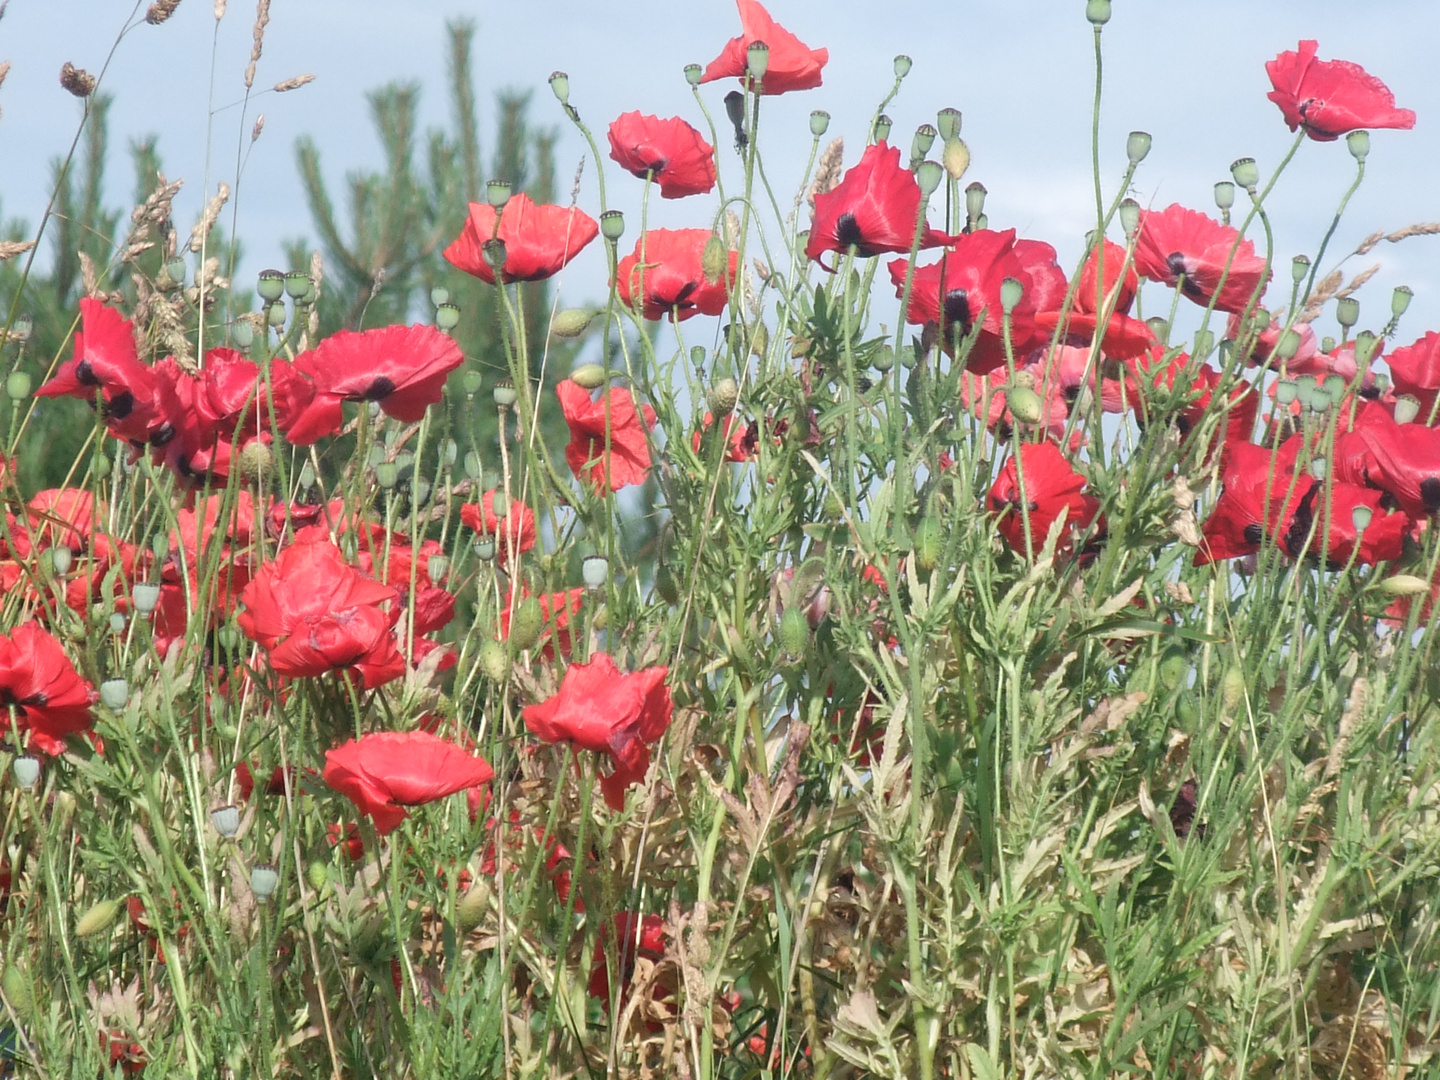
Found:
915,160 -> 944,197
701,235 -> 728,284
12,756 -> 40,790
569,363 -> 607,389
1392,286 -> 1413,318
548,71 -> 570,103
1335,296 -> 1360,328
551,308 -> 597,338
266,303 -> 287,328
746,41 -> 769,80
999,277 -> 1024,314
256,269 -> 285,302
911,124 -> 937,162
284,270 -> 310,299
1085,0 -> 1111,24
132,584 -> 161,616
435,303 -> 461,331
250,865 -> 279,902
508,597 -> 545,651
809,110 -> 830,137
430,286 -> 450,308
76,898 -> 121,937
479,638 -> 509,681
1346,129 -> 1370,162
873,114 -> 892,142
941,138 -> 969,182
1230,157 -> 1260,191
374,463 -> 399,489
600,210 -> 625,242
1351,504 -> 1373,532
210,804 -> 240,838
1213,181 -> 1236,211
1006,385 -> 1044,425
683,63 -> 703,87
486,179 -> 512,209
936,107 -> 962,141
492,379 -> 518,407
1126,131 -> 1152,164
472,538 -> 497,562
778,606 -> 809,659
964,181 -> 987,223
582,555 -> 610,589
893,54 -> 912,78
482,239 -> 507,271
230,319 -> 254,348
456,882 -> 492,933
708,377 -> 740,415
1394,395 -> 1421,425
4,371 -> 31,400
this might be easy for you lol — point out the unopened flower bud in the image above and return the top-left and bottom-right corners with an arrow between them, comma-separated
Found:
1118,198 -> 1141,239
1085,0 -> 1111,25
915,160 -> 943,196
1290,254 -> 1310,284
964,181 -> 987,224
266,303 -> 287,328
1006,384 -> 1043,424
12,756 -> 40,790
913,516 -> 942,572
1321,335 -> 1336,353
1,967 -> 33,1022
1346,129 -> 1369,163
1349,502 -> 1373,533
941,138 -> 970,182
1146,316 -> 1169,340
1194,328 -> 1215,358
5,371 -> 31,399
548,71 -> 570,103
999,277 -> 1024,314
1378,574 -> 1430,596
582,555 -> 610,589
600,210 -> 625,242
1126,130 -> 1151,164
250,864 -> 279,902
1274,328 -> 1300,360
109,613 -> 126,634
808,109 -> 829,137
873,114 -> 892,142
746,41 -> 769,81
683,63 -> 703,87
211,804 -> 240,838
1214,181 -> 1236,211
256,269 -> 285,302
435,303 -> 461,331
936,107 -> 962,141
893,54 -> 912,78
708,377 -> 740,415
456,882 -> 493,932
777,605 -> 809,660
76,899 -> 120,937
551,308 -> 597,338
570,363 -> 607,390
1335,296 -> 1359,328
1394,394 -> 1421,424
508,597 -> 545,651
479,638 -> 509,681
489,492 -> 509,519
1220,665 -> 1246,713
702,235 -> 728,284
49,546 -> 73,576
1230,157 -> 1259,191
873,344 -> 896,372
427,555 -> 449,585
1392,286 -> 1413,318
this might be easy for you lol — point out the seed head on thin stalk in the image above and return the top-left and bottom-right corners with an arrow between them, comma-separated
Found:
244,0 -> 271,90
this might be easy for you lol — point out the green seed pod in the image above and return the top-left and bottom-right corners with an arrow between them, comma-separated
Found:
551,308 -> 597,338
914,517 -> 942,572
1158,646 -> 1190,692
5,370 -> 32,399
873,345 -> 896,373
479,639 -> 510,682
456,881 -> 493,934
778,606 -> 810,660
1175,693 -> 1199,727
1006,385 -> 1044,425
306,860 -> 328,895
701,235 -> 728,284
508,598 -> 545,652
76,898 -> 121,938
570,363 -> 607,389
707,377 -> 740,415
1220,665 -> 1246,713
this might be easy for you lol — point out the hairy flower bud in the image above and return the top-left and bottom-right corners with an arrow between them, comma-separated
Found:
76,899 -> 121,937
508,597 -> 544,652
701,235 -> 728,284
708,377 -> 740,415
569,363 -> 608,389
551,308 -> 597,338
942,138 -> 970,182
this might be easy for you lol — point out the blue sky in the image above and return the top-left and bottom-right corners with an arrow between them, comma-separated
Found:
2,0 -> 1437,343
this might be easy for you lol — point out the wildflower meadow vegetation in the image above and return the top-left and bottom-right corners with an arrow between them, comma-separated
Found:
2,0 -> 1440,1077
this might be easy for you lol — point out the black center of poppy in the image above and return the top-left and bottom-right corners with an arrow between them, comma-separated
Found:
1165,252 -> 1206,299
361,376 -> 396,402
835,212 -> 864,251
1165,252 -> 1189,280
149,423 -> 176,448
943,289 -> 972,333
76,359 -> 99,386
1242,522 -> 1263,546
1421,477 -> 1440,512
672,280 -> 698,308
104,391 -> 135,420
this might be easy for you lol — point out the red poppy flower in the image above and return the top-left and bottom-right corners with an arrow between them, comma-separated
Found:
987,442 -> 1102,557
283,325 -> 463,445
499,587 -> 586,661
1130,347 -> 1258,456
35,299 -> 162,446
891,229 -> 1066,374
615,228 -> 736,322
1356,411 -> 1440,517
1196,439 -> 1311,564
607,112 -> 716,199
808,143 -> 951,269
22,487 -> 97,554
691,412 -> 752,463
557,378 -> 658,493
1133,204 -> 1270,314
958,368 -> 1073,446
1282,481 -> 1407,567
1035,240 -> 1155,360
323,730 -> 494,835
443,193 -> 599,285
1383,331 -> 1440,423
1266,40 -> 1415,142
0,622 -> 96,753
237,530 -> 405,688
588,912 -> 668,1015
459,490 -> 537,563
700,0 -> 827,96
522,652 -> 673,811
